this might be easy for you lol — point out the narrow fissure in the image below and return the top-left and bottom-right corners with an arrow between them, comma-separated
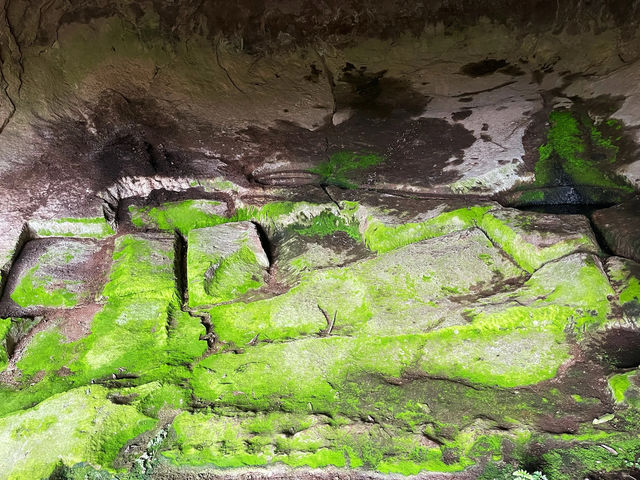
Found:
173,230 -> 188,306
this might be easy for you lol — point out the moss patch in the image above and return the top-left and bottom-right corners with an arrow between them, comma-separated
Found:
0,385 -> 156,479
516,109 -> 633,204
309,151 -> 385,189
364,206 -> 490,254
10,241 -> 99,308
187,222 -> 269,307
31,217 -> 115,239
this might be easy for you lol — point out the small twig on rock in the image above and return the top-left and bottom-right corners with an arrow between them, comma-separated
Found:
318,305 -> 336,336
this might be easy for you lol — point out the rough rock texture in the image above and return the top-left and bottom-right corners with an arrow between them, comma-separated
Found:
0,198 -> 639,479
1,1 -> 640,480
187,222 -> 270,307
592,197 -> 640,263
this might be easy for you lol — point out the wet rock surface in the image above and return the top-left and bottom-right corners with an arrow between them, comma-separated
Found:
1,1 -> 640,479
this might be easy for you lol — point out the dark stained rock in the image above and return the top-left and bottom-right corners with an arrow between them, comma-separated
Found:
592,197 -> 640,263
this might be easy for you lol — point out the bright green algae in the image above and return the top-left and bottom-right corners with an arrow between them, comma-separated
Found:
517,109 -> 633,204
31,217 -> 115,239
0,385 -> 156,480
4,198 -> 633,478
309,151 -> 385,189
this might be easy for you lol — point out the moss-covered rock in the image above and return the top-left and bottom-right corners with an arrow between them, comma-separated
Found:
0,317 -> 39,372
1,197 -> 637,478
9,239 -> 103,308
0,385 -> 156,479
187,222 -> 269,307
205,228 -> 524,346
477,208 -> 599,273
29,217 -> 115,239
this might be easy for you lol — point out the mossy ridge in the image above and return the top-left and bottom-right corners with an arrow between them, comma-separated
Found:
207,229 -> 524,346
363,206 -> 491,254
163,409 -> 476,474
192,327 -> 568,419
477,211 -> 597,273
187,223 -> 269,308
0,385 -> 156,479
30,217 -> 115,239
0,234 -> 207,418
472,253 -> 614,338
309,151 -> 385,189
129,198 -> 335,236
517,109 -> 633,205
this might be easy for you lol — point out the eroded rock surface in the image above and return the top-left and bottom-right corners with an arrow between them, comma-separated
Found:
593,197 -> 640,263
1,1 -> 640,480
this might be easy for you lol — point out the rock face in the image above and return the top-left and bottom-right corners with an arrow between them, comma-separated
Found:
1,1 -> 640,480
593,197 -> 640,263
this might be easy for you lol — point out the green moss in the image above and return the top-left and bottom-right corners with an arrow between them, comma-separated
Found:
207,228 -> 523,346
0,318 -> 12,371
620,276 -> 640,305
309,151 -> 385,189
11,268 -> 77,308
609,372 -> 633,403
129,199 -> 307,236
417,322 -> 570,387
364,206 -> 490,254
0,385 -> 156,479
478,212 -> 596,273
525,110 -> 633,203
187,223 -> 268,307
0,234 -> 206,418
32,217 -> 115,239
541,435 -> 640,479
129,199 -> 227,235
9,241 -> 102,308
293,210 -> 361,241
164,410 -> 474,474
102,235 -> 175,301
